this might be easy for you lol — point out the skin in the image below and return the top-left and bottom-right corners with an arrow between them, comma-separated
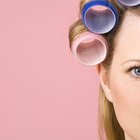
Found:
97,11 -> 140,140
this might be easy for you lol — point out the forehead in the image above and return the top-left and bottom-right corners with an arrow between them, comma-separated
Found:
114,11 -> 140,59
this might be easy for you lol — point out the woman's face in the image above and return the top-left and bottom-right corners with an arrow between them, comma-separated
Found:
105,11 -> 140,140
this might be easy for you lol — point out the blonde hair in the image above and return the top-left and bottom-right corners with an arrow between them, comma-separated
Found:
68,1 -> 140,140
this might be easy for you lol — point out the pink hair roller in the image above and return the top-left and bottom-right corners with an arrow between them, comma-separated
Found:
70,32 -> 108,66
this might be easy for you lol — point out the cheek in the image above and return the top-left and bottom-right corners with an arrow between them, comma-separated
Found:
110,73 -> 140,139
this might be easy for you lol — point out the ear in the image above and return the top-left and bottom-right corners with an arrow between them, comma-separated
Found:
96,64 -> 113,103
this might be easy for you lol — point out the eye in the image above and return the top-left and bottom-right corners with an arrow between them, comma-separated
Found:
133,68 -> 140,75
127,65 -> 140,80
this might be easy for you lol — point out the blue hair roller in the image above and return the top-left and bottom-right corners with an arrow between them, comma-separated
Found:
82,0 -> 119,34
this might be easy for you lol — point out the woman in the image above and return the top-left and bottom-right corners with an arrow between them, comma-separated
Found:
68,0 -> 140,140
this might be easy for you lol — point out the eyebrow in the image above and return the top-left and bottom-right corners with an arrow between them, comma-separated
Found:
121,59 -> 140,65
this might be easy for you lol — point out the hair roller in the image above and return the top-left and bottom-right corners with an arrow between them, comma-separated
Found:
118,0 -> 140,7
70,31 -> 108,66
82,0 -> 119,34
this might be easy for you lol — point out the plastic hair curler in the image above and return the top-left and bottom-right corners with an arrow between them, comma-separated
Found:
70,31 -> 108,66
118,0 -> 140,7
82,0 -> 119,34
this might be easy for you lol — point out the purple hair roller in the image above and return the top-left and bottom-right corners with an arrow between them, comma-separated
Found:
118,0 -> 140,6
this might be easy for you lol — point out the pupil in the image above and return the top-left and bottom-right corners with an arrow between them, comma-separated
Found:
135,68 -> 140,75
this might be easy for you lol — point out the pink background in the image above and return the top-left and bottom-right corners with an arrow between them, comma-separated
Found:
0,0 -> 100,139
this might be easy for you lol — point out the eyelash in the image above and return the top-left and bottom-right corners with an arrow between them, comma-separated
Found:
127,65 -> 140,80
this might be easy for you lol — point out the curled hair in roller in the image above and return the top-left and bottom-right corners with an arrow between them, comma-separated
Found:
70,0 -> 140,67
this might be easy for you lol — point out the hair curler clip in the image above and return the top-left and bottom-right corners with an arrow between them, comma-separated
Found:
70,32 -> 108,66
